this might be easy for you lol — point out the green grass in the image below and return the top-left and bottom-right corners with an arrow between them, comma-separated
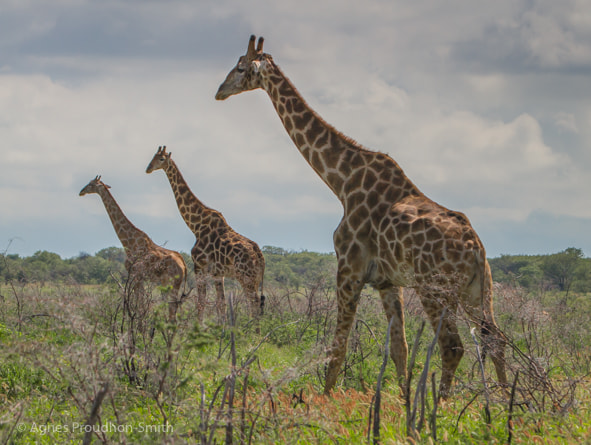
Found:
1,283 -> 591,443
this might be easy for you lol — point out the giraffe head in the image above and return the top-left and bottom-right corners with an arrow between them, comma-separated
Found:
79,175 -> 110,196
146,146 -> 172,174
215,35 -> 266,100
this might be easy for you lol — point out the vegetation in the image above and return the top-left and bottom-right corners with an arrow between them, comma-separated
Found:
3,245 -> 590,296
0,245 -> 590,443
488,247 -> 590,294
0,246 -> 337,291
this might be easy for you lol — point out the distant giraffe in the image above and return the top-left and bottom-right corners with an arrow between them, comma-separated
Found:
79,176 -> 188,321
146,146 -> 265,323
216,35 -> 507,397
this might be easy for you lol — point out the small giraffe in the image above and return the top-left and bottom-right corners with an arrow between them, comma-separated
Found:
79,175 -> 188,321
216,35 -> 507,398
146,146 -> 265,323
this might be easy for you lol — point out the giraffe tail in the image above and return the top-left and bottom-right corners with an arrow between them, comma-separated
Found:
474,249 -> 508,385
473,249 -> 493,337
259,273 -> 266,316
258,250 -> 266,316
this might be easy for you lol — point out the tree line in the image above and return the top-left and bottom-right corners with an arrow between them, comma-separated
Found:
1,245 -> 589,294
488,247 -> 590,294
0,246 -> 338,290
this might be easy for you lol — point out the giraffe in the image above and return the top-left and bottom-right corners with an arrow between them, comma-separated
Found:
215,35 -> 507,398
79,175 -> 188,321
146,146 -> 265,323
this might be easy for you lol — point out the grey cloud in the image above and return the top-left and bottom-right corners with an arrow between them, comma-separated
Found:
480,210 -> 591,257
450,1 -> 591,75
0,1 -> 249,78
2,0 -> 590,259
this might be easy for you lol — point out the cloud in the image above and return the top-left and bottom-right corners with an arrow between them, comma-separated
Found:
406,112 -> 568,184
450,0 -> 591,74
479,210 -> 591,257
519,0 -> 591,69
553,111 -> 579,134
1,0 -> 590,259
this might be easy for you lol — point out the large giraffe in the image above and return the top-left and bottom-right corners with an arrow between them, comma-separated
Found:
146,146 -> 265,323
216,35 -> 507,397
79,176 -> 188,321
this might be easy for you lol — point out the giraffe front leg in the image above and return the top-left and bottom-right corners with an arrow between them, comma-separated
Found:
214,277 -> 226,324
194,272 -> 207,323
325,276 -> 364,395
379,286 -> 408,398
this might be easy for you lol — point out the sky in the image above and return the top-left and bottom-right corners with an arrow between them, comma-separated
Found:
1,0 -> 590,260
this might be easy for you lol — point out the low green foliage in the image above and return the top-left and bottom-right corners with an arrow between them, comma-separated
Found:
1,250 -> 591,444
0,361 -> 48,399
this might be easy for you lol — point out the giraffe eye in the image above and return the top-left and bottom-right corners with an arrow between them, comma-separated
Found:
237,67 -> 245,73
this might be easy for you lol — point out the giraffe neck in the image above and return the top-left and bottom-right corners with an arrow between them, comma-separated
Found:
96,186 -> 151,253
163,160 -> 211,234
259,58 -> 419,206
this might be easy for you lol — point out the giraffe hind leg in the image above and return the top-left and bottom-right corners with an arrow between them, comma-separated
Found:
244,284 -> 261,319
462,275 -> 508,386
240,282 -> 262,333
166,277 -> 186,322
480,320 -> 508,386
468,253 -> 508,386
421,295 -> 463,399
378,286 -> 408,398
437,319 -> 464,398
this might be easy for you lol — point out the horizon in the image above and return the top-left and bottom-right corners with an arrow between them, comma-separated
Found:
2,241 -> 586,261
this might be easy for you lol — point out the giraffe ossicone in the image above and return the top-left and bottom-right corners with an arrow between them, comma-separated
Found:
79,175 -> 188,321
146,145 -> 265,324
216,35 -> 507,398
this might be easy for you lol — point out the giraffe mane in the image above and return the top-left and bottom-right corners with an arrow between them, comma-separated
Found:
267,56 -> 387,157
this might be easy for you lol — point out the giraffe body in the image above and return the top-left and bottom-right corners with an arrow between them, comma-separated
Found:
79,176 -> 188,321
216,36 -> 507,397
146,146 -> 265,323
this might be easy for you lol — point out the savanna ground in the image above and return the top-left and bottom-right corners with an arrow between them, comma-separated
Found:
1,272 -> 591,444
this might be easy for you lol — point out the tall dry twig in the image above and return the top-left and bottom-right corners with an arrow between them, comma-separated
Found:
405,321 -> 426,439
507,371 -> 519,445
408,308 -> 446,438
470,327 -> 491,425
370,316 -> 395,444
82,382 -> 109,445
